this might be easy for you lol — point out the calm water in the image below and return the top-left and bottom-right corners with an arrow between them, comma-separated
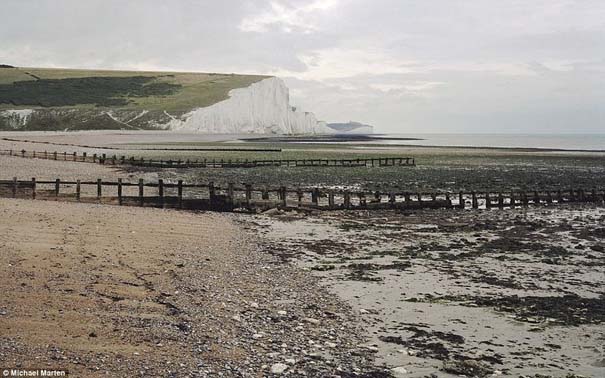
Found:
375,134 -> 605,151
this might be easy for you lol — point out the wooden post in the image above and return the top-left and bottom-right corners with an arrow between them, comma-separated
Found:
471,192 -> 478,209
328,191 -> 335,208
72,152 -> 76,161
445,193 -> 451,208
76,180 -> 81,201
208,181 -> 215,207
245,184 -> 252,207
498,192 -> 504,209
31,178 -> 36,199
21,150 -> 25,158
55,179 -> 60,197
82,152 -> 87,162
12,177 -> 17,198
281,186 -> 287,207
177,180 -> 183,209
96,179 -> 102,199
522,191 -> 528,207
344,191 -> 351,209
117,178 -> 122,205
311,188 -> 319,205
485,192 -> 491,209
139,179 -> 144,206
389,193 -> 396,206
459,191 -> 464,209
557,190 -> 563,203
510,191 -> 515,207
533,190 -> 540,205
592,188 -> 597,202
158,179 -> 164,207
101,153 -> 106,164
359,193 -> 366,208
546,191 -> 553,204
374,191 -> 381,203
262,188 -> 269,200
297,189 -> 303,207
227,183 -> 234,204
404,192 -> 411,203
33,151 -> 36,158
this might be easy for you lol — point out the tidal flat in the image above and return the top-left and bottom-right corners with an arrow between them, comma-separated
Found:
243,205 -> 605,376
1,131 -> 604,376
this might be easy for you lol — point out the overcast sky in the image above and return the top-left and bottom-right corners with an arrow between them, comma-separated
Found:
2,0 -> 604,133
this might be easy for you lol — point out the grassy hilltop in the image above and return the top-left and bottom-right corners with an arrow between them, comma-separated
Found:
0,66 -> 268,113
0,66 -> 268,130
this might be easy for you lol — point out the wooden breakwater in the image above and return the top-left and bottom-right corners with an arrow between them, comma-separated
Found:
1,177 -> 603,213
0,137 -> 281,152
0,149 -> 415,168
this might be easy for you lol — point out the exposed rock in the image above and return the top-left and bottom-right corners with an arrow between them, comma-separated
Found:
270,363 -> 288,374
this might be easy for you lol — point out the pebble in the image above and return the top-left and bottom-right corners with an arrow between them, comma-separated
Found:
277,310 -> 287,316
271,363 -> 288,374
391,366 -> 408,375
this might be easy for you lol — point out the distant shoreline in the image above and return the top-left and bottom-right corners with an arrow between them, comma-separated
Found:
240,134 -> 425,143
241,134 -> 605,153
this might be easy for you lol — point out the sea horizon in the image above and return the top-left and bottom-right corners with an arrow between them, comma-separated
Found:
370,132 -> 605,151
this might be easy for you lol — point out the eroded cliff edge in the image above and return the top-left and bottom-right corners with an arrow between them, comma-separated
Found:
0,68 -> 330,134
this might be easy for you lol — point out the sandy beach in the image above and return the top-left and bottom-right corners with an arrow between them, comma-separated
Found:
1,131 -> 604,377
0,198 -> 385,376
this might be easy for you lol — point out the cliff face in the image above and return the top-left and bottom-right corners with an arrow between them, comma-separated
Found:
164,77 -> 330,134
0,75 -> 330,134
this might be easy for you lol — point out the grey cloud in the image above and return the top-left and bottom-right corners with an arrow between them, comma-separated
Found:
1,0 -> 604,133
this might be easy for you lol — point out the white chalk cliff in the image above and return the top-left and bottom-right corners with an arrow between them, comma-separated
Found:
0,77 -> 331,134
164,77 -> 331,134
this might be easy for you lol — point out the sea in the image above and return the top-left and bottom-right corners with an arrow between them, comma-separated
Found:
372,133 -> 605,151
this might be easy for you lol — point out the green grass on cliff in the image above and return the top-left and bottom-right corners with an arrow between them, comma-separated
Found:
0,67 -> 268,112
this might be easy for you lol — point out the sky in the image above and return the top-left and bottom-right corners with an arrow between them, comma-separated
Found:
1,0 -> 604,133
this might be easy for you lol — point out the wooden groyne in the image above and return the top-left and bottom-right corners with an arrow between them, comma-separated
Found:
1,177 -> 603,213
0,137 -> 282,152
0,149 -> 416,168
